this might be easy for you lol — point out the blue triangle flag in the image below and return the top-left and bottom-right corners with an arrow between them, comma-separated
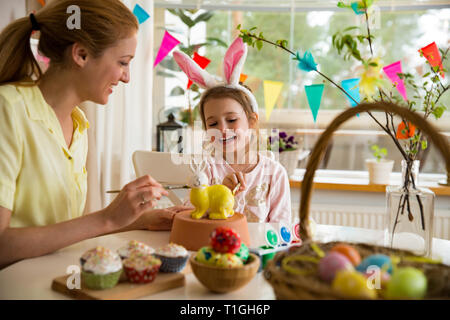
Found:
133,4 -> 150,24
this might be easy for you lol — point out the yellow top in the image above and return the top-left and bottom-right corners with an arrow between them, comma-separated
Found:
0,84 -> 89,227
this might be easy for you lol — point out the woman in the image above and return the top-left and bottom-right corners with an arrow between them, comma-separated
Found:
0,0 -> 189,268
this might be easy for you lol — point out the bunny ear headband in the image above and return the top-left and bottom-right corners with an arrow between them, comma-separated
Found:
172,37 -> 259,114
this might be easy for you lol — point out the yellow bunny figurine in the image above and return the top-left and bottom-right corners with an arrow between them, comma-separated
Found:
189,158 -> 235,220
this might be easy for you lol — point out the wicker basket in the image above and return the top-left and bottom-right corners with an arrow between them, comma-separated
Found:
264,101 -> 450,300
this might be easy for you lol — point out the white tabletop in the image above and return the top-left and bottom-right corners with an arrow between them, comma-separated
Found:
1,224 -> 449,300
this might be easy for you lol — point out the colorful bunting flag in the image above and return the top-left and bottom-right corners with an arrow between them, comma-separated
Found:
341,78 -> 361,107
305,84 -> 324,123
37,0 -> 45,6
383,61 -> 408,101
263,80 -> 284,121
133,4 -> 150,24
187,52 -> 210,89
154,31 -> 180,67
419,42 -> 444,78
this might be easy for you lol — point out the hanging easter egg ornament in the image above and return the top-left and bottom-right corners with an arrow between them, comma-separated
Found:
264,224 -> 279,248
279,223 -> 292,244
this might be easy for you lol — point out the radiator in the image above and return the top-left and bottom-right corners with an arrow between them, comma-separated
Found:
292,203 -> 450,240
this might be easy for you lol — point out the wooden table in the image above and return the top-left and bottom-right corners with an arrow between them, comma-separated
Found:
1,224 -> 449,300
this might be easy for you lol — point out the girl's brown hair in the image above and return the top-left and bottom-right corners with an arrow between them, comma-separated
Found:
198,85 -> 258,129
0,0 -> 139,85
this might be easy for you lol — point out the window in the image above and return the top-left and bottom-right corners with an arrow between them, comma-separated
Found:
153,1 -> 449,174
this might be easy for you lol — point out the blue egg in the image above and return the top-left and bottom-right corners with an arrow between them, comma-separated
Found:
356,254 -> 393,274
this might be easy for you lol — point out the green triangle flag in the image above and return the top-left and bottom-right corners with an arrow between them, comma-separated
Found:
305,84 -> 324,122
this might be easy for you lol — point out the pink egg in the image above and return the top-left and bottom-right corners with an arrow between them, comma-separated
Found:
319,252 -> 354,283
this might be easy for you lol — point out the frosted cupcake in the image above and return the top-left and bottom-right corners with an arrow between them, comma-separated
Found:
80,247 -> 123,290
154,243 -> 189,273
117,240 -> 155,260
80,246 -> 111,266
123,254 -> 162,284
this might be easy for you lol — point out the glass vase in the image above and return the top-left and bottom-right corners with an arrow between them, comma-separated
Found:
385,160 -> 435,257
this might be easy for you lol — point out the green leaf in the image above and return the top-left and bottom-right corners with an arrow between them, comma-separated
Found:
369,62 -> 378,67
206,37 -> 228,47
256,40 -> 263,50
421,140 -> 428,150
194,11 -> 214,24
156,71 -> 176,78
432,105 -> 446,119
170,86 -> 185,96
176,10 -> 195,28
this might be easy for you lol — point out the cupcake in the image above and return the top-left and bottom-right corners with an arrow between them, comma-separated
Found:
80,246 -> 110,266
80,247 -> 123,290
117,240 -> 155,260
154,243 -> 189,273
123,253 -> 162,284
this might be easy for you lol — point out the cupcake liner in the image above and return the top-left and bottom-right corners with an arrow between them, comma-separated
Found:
81,269 -> 122,290
154,254 -> 188,273
124,265 -> 160,284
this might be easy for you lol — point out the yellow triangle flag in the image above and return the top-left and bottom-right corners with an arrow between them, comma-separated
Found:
263,80 -> 283,121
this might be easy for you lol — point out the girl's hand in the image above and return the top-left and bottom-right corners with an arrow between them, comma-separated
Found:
222,172 -> 246,195
102,175 -> 169,231
139,205 -> 193,231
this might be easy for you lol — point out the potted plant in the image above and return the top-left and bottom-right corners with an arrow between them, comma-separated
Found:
268,131 -> 302,177
365,144 -> 394,185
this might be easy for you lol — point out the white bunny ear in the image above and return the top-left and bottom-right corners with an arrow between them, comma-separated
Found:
223,37 -> 247,85
173,50 -> 218,89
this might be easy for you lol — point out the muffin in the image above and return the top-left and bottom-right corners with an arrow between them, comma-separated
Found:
80,246 -> 110,266
80,247 -> 123,290
117,240 -> 155,260
154,243 -> 189,273
123,253 -> 162,284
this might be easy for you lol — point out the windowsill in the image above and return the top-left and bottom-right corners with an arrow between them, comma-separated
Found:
289,169 -> 450,196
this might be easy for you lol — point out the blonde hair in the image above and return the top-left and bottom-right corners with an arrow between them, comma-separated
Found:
0,0 -> 138,85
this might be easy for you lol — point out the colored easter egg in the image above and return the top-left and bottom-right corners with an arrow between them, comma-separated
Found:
196,246 -> 220,266
210,227 -> 241,254
330,244 -> 361,266
332,270 -> 377,299
356,254 -> 393,274
235,243 -> 249,263
215,253 -> 244,268
385,267 -> 427,299
318,252 -> 354,283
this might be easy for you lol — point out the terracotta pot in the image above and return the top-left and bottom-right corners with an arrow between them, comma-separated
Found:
365,158 -> 394,185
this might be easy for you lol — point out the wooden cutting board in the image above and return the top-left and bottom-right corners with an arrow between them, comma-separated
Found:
51,272 -> 185,300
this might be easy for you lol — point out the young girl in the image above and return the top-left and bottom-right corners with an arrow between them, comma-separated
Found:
0,0 -> 189,268
173,38 -> 292,224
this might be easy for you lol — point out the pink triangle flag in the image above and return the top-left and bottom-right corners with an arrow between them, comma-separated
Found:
383,61 -> 408,101
153,31 -> 180,67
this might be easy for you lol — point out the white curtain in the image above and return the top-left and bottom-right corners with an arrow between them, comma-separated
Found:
82,0 -> 155,213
